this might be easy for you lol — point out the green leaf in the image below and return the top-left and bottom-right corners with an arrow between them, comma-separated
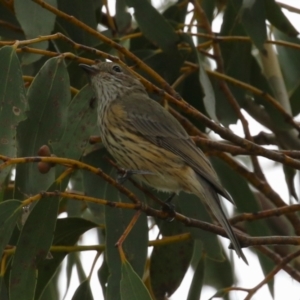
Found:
178,193 -> 223,261
14,0 -> 57,63
98,257 -> 109,298
231,0 -> 267,51
15,56 -> 70,196
115,0 -> 132,33
9,195 -> 59,300
105,180 -> 148,300
283,165 -> 298,200
126,1 -> 184,85
211,157 -> 274,294
56,0 -> 99,47
162,0 -> 188,26
38,278 -> 59,300
0,46 -> 27,189
204,255 -> 233,290
265,0 -> 298,37
174,33 -> 205,130
187,250 -> 204,300
120,260 -> 152,300
273,29 -> 300,96
0,200 -> 22,259
211,157 -> 270,236
52,85 -> 97,160
150,219 -> 194,299
196,0 -> 215,45
198,60 -> 218,122
0,3 -> 24,40
82,149 -> 110,225
0,274 -> 9,300
125,0 -> 179,53
66,172 -> 85,217
214,1 -> 252,126
208,289 -> 228,300
35,218 -> 98,300
71,279 -> 93,300
249,56 -> 293,131
132,51 -> 183,84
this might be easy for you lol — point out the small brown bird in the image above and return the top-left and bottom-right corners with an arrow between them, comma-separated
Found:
80,62 -> 247,264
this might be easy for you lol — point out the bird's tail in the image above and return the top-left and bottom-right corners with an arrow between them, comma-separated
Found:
196,180 -> 248,264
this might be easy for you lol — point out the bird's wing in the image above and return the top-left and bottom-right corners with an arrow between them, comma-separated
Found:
122,93 -> 233,202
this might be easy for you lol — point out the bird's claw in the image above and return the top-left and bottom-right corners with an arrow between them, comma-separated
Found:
116,169 -> 154,184
162,202 -> 176,222
162,193 -> 176,221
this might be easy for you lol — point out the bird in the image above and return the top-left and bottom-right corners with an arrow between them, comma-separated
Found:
80,61 -> 247,264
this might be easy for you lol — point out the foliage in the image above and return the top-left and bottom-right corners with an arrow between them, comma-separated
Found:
0,0 -> 300,299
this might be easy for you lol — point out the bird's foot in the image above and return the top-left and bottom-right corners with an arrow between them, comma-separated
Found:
116,169 -> 154,184
162,193 -> 176,222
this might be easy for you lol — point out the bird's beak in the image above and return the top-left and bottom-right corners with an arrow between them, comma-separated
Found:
79,64 -> 98,75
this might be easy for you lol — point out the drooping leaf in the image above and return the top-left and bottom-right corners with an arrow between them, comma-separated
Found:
178,193 -> 224,261
198,59 -> 218,122
98,257 -> 109,298
9,195 -> 59,300
125,0 -> 183,84
0,274 -> 8,300
52,85 -> 97,160
231,0 -> 267,51
163,0 -> 188,26
150,218 -> 194,299
56,0 -> 100,47
265,0 -> 298,37
14,0 -> 57,63
125,0 -> 179,53
211,157 -> 274,294
120,259 -> 152,300
15,56 -> 70,197
216,1 -> 252,126
0,200 -> 22,259
0,46 -> 27,190
71,279 -> 93,300
204,254 -> 234,291
82,149 -> 110,225
273,29 -> 300,113
105,180 -> 148,300
187,245 -> 204,300
0,3 -> 24,40
35,218 -> 98,300
115,0 -> 132,33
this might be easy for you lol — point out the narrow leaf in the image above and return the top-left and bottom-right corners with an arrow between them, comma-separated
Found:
0,46 -> 26,189
0,200 -> 22,259
150,218 -> 194,299
187,254 -> 204,300
52,85 -> 97,160
125,0 -> 179,53
14,0 -> 57,63
35,218 -> 98,300
15,56 -> 70,196
71,279 -> 93,300
265,0 -> 298,37
9,196 -> 59,300
121,260 -> 152,300
105,180 -> 148,300
231,0 -> 267,51
198,60 -> 218,122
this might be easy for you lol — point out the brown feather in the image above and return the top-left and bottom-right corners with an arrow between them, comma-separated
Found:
121,93 -> 233,203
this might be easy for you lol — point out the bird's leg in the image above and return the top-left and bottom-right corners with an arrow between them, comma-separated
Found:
162,192 -> 176,222
165,192 -> 176,203
116,169 -> 154,184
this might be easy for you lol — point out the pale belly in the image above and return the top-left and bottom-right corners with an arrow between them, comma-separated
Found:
101,126 -> 189,193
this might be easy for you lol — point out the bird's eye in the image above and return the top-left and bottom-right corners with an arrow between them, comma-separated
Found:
112,65 -> 122,73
